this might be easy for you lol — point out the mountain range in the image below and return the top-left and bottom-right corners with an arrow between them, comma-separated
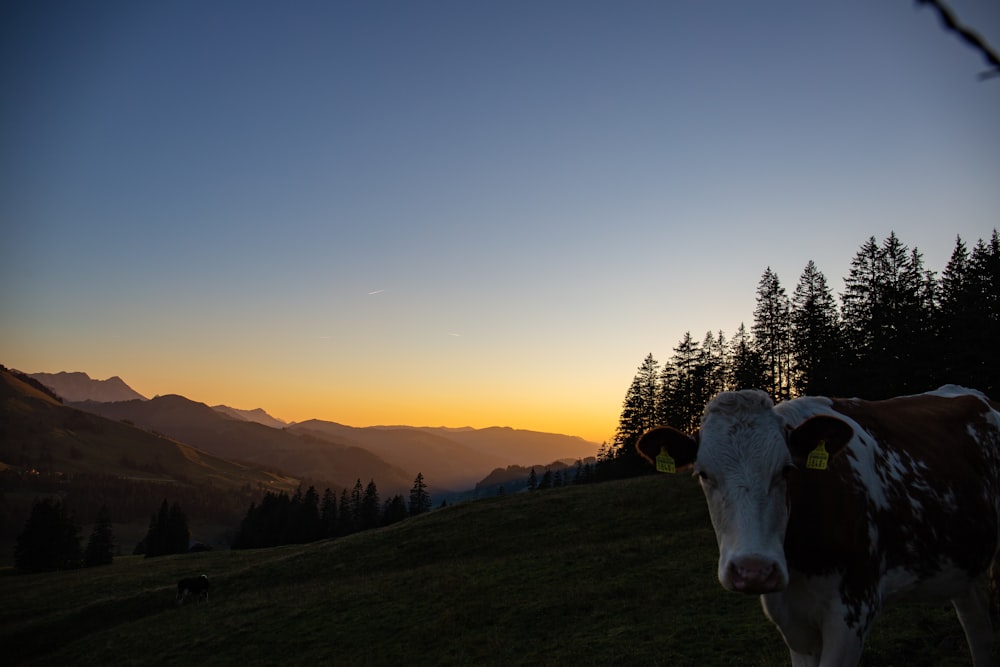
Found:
22,369 -> 599,494
28,371 -> 147,403
0,367 -> 295,492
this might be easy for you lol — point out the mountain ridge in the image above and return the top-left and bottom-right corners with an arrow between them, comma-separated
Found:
28,371 -> 147,403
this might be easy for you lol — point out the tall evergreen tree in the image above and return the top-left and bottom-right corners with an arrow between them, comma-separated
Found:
613,354 -> 660,454
612,353 -> 661,473
752,267 -> 792,401
338,488 -> 354,535
15,497 -> 82,572
971,231 -> 1000,394
350,479 -> 364,530
83,505 -> 115,567
728,322 -> 766,390
668,333 -> 701,432
140,499 -> 189,557
841,233 -> 935,396
361,480 -> 381,530
320,487 -> 338,538
409,472 -> 431,516
382,495 -> 408,526
948,232 -> 1000,393
790,261 -> 842,396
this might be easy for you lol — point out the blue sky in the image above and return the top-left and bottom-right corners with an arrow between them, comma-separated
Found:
2,0 -> 998,443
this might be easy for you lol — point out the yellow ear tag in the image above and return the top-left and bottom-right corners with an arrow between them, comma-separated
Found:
806,440 -> 829,471
655,447 -> 676,474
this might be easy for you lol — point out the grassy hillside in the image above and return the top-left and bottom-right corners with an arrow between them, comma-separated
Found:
2,476 -> 989,666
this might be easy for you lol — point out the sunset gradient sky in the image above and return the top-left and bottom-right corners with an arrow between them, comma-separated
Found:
2,1 -> 999,444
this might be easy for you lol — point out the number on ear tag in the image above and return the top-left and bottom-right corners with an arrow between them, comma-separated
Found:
656,447 -> 676,474
806,440 -> 829,471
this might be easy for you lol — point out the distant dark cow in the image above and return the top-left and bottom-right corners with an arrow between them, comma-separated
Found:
176,574 -> 210,605
637,385 -> 1000,666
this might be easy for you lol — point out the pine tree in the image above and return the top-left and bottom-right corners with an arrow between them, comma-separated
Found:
752,267 -> 792,401
350,479 -> 364,530
728,323 -> 765,391
841,233 -> 936,396
320,488 -> 338,538
668,333 -> 702,431
361,480 -> 381,530
382,495 -> 408,526
83,505 -> 115,567
141,499 -> 189,557
956,231 -> 1000,393
790,261 -> 842,396
15,497 -> 82,572
292,486 -> 321,543
612,353 -> 661,472
338,488 -> 354,535
409,472 -> 431,516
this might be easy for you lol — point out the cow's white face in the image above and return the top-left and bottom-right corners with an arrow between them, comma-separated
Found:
695,391 -> 792,594
637,390 -> 855,595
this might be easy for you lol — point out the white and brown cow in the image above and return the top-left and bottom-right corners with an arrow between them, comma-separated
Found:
637,385 -> 1000,666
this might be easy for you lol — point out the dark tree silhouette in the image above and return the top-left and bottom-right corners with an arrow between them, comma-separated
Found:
408,472 -> 431,516
15,497 -> 82,572
790,261 -> 842,396
752,267 -> 792,401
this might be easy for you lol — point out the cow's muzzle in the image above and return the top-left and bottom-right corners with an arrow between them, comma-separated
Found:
725,556 -> 785,594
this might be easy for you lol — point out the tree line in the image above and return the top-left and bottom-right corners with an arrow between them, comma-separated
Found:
14,498 -> 114,572
607,230 -> 999,470
232,473 -> 432,550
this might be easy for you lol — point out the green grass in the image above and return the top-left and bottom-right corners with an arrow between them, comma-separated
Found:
1,476 -> 992,666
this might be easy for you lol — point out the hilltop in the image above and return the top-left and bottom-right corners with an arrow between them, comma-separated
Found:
1,475 -> 986,666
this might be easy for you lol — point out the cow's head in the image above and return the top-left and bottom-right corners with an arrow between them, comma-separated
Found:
637,389 -> 853,595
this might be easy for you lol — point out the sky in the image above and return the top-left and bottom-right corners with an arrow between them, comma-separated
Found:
2,1 -> 998,445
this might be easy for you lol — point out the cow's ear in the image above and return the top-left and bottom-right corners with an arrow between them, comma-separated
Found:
787,416 -> 854,469
636,427 -> 698,472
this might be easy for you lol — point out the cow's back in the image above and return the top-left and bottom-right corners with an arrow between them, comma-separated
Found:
782,390 -> 1000,601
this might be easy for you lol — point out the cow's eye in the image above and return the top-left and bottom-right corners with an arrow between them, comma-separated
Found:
696,470 -> 714,485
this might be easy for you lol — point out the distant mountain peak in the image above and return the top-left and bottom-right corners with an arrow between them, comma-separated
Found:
29,371 -> 147,403
212,405 -> 288,429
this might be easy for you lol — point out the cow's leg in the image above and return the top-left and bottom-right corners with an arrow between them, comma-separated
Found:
814,612 -> 868,667
951,584 -> 993,667
787,649 -> 819,667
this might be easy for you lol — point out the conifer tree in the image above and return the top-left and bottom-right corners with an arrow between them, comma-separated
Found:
409,472 -> 431,516
613,353 -> 661,455
350,479 -> 364,530
382,494 -> 408,526
15,497 -> 82,572
320,487 -> 338,538
141,499 -> 189,557
83,505 -> 115,567
338,488 -> 354,535
841,233 -> 935,396
361,480 -> 381,530
728,323 -> 766,391
668,333 -> 702,431
752,267 -> 791,401
790,260 -> 842,396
